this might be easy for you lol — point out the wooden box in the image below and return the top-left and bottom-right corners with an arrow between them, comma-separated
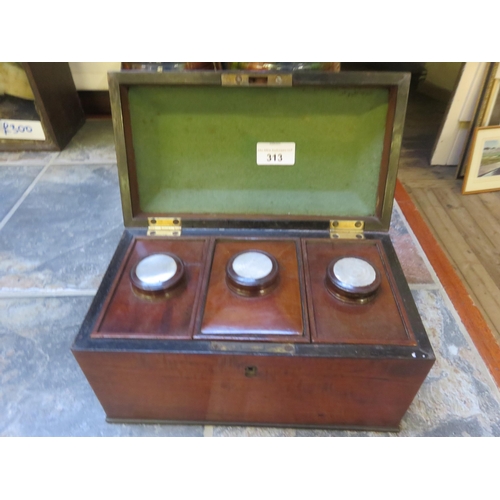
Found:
72,71 -> 435,431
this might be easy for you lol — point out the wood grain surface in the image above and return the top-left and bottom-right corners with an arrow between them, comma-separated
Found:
198,239 -> 308,341
74,350 -> 433,429
303,239 -> 416,345
92,237 -> 209,339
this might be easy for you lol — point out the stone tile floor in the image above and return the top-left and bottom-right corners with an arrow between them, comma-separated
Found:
1,120 -> 499,437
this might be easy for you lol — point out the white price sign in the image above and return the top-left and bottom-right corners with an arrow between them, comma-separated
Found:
257,142 -> 295,165
0,119 -> 46,141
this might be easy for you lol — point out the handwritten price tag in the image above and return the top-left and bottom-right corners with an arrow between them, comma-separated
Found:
0,119 -> 46,141
257,142 -> 295,165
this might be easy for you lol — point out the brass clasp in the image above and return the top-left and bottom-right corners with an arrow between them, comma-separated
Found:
221,73 -> 292,87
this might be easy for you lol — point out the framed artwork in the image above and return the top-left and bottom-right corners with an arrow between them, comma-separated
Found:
462,126 -> 500,194
482,78 -> 500,126
457,63 -> 500,178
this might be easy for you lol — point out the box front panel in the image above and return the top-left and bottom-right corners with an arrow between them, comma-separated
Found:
74,350 -> 433,429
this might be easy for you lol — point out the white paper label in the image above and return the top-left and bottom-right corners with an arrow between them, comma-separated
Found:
0,119 -> 46,141
257,142 -> 295,165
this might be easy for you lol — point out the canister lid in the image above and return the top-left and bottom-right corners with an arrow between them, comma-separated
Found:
226,250 -> 279,297
130,253 -> 185,292
232,251 -> 274,280
326,256 -> 381,304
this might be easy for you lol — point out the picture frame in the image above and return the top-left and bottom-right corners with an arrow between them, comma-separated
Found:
474,63 -> 500,128
456,62 -> 500,178
462,125 -> 500,194
482,77 -> 500,126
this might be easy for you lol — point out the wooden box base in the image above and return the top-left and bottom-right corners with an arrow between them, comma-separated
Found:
72,229 -> 435,430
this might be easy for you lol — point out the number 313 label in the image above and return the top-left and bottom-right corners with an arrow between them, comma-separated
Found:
257,142 -> 295,165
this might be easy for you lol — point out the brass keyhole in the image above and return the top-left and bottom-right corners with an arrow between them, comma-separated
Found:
245,366 -> 258,377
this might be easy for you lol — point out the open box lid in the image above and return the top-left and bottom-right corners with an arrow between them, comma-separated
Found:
109,71 -> 409,233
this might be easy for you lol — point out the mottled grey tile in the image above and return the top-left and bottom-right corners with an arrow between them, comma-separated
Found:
421,417 -> 489,437
400,289 -> 500,436
0,164 -> 123,292
53,120 -> 116,164
296,429 -> 393,437
213,426 -> 296,437
0,150 -> 57,165
390,204 -> 435,285
0,297 -> 202,437
0,165 -> 43,220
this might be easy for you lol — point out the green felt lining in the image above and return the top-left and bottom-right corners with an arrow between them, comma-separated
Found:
128,85 -> 389,217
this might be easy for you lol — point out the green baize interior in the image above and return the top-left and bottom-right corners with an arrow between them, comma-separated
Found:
129,85 -> 389,217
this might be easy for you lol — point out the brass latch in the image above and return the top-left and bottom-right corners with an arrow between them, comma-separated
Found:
147,217 -> 182,237
329,220 -> 365,240
221,73 -> 292,87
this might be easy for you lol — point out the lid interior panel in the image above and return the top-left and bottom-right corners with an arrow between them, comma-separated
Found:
127,85 -> 390,218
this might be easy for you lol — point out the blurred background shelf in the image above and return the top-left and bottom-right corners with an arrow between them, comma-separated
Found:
0,62 -> 85,151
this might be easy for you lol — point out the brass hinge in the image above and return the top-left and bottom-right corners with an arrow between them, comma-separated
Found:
329,220 -> 365,239
147,217 -> 182,237
221,73 -> 292,87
